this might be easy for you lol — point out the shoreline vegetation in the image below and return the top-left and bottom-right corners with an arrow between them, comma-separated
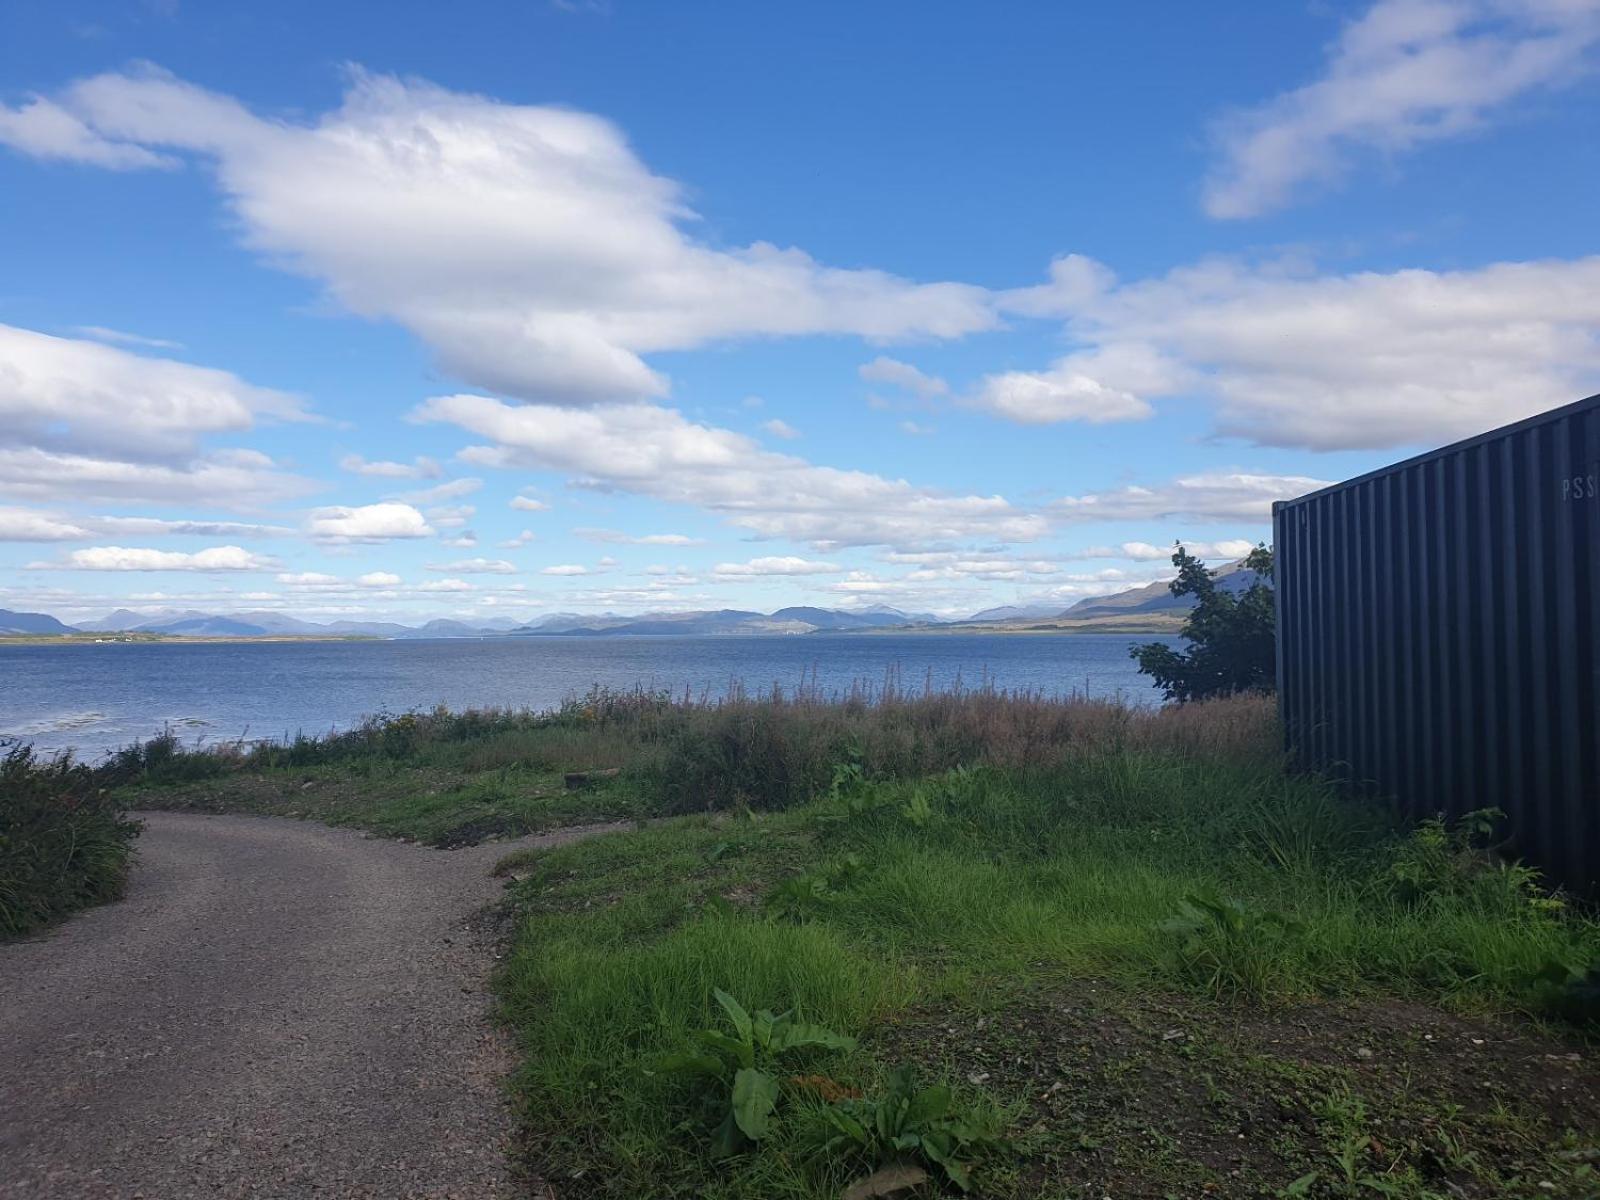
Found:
13,686 -> 1592,1197
1,745 -> 141,939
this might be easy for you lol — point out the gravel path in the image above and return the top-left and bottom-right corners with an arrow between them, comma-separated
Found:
0,812 -> 620,1199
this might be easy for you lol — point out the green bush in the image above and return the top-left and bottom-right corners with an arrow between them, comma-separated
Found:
1,744 -> 141,938
1132,544 -> 1276,701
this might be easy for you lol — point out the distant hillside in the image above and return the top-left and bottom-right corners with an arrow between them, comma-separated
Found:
0,609 -> 78,635
965,603 -> 1066,622
138,616 -> 274,637
510,606 -> 926,637
525,609 -> 765,637
1060,559 -> 1263,620
769,606 -> 917,630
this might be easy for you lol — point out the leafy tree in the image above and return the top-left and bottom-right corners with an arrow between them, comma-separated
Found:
1131,544 -> 1275,702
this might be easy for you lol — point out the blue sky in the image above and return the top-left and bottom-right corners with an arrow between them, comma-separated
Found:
1,0 -> 1597,623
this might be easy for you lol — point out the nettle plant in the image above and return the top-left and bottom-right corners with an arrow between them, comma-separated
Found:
655,989 -> 855,1157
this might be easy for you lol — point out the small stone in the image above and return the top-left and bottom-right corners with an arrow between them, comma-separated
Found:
1355,1047 -> 1374,1060
967,1071 -> 990,1085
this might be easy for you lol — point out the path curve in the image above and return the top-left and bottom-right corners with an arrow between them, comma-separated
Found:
0,812 -> 617,1199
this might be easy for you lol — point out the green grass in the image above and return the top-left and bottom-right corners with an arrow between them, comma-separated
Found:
498,751 -> 1600,1198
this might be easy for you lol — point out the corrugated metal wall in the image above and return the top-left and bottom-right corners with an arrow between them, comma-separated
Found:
1273,393 -> 1600,894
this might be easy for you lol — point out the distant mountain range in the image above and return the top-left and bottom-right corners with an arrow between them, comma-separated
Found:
0,603 -> 936,639
1058,559 -> 1261,619
0,564 -> 1264,641
508,605 -> 938,638
0,608 -> 76,635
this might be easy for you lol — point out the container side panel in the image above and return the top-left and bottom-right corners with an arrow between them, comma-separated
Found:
1277,396 -> 1600,893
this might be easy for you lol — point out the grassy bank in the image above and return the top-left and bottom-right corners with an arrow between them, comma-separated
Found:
120,688 -> 1600,1197
113,684 -> 1272,843
1,745 -> 141,939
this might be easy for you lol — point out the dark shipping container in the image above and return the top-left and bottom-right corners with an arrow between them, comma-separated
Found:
1273,393 -> 1600,894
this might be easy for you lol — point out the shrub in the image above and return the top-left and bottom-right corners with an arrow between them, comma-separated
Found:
1132,544 -> 1276,702
1,743 -> 141,938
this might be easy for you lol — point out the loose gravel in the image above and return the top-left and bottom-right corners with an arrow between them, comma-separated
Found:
0,811 -> 620,1199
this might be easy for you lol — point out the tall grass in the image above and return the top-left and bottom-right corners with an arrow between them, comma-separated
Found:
1,744 -> 141,938
111,684 -> 1280,810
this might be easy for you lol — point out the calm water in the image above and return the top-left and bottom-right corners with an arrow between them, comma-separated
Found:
0,633 -> 1176,758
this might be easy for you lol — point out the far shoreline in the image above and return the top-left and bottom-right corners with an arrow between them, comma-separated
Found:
2,619 -> 1184,648
0,634 -> 382,647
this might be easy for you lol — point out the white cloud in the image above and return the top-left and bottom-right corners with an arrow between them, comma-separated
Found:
0,323 -> 307,460
1203,0 -> 1600,218
540,564 -> 590,576
89,515 -> 295,538
27,67 -> 996,405
499,529 -> 538,548
991,253 -> 1600,450
277,571 -> 341,586
426,557 -> 516,574
858,356 -> 949,397
339,453 -> 441,479
0,507 -> 92,542
824,571 -> 919,596
971,343 -> 1170,424
416,578 -> 474,592
357,571 -> 401,586
0,506 -> 293,542
306,502 -> 433,542
0,446 -> 311,507
509,494 -> 550,512
1054,472 -> 1330,523
1080,539 -> 1260,561
761,418 -> 801,440
899,420 -> 936,436
878,549 -> 1072,584
712,556 -> 841,577
394,477 -> 481,503
73,325 -> 183,350
0,96 -> 177,169
425,504 -> 475,529
573,527 -> 701,546
0,325 -> 312,506
47,545 -> 274,571
420,395 -> 1046,551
